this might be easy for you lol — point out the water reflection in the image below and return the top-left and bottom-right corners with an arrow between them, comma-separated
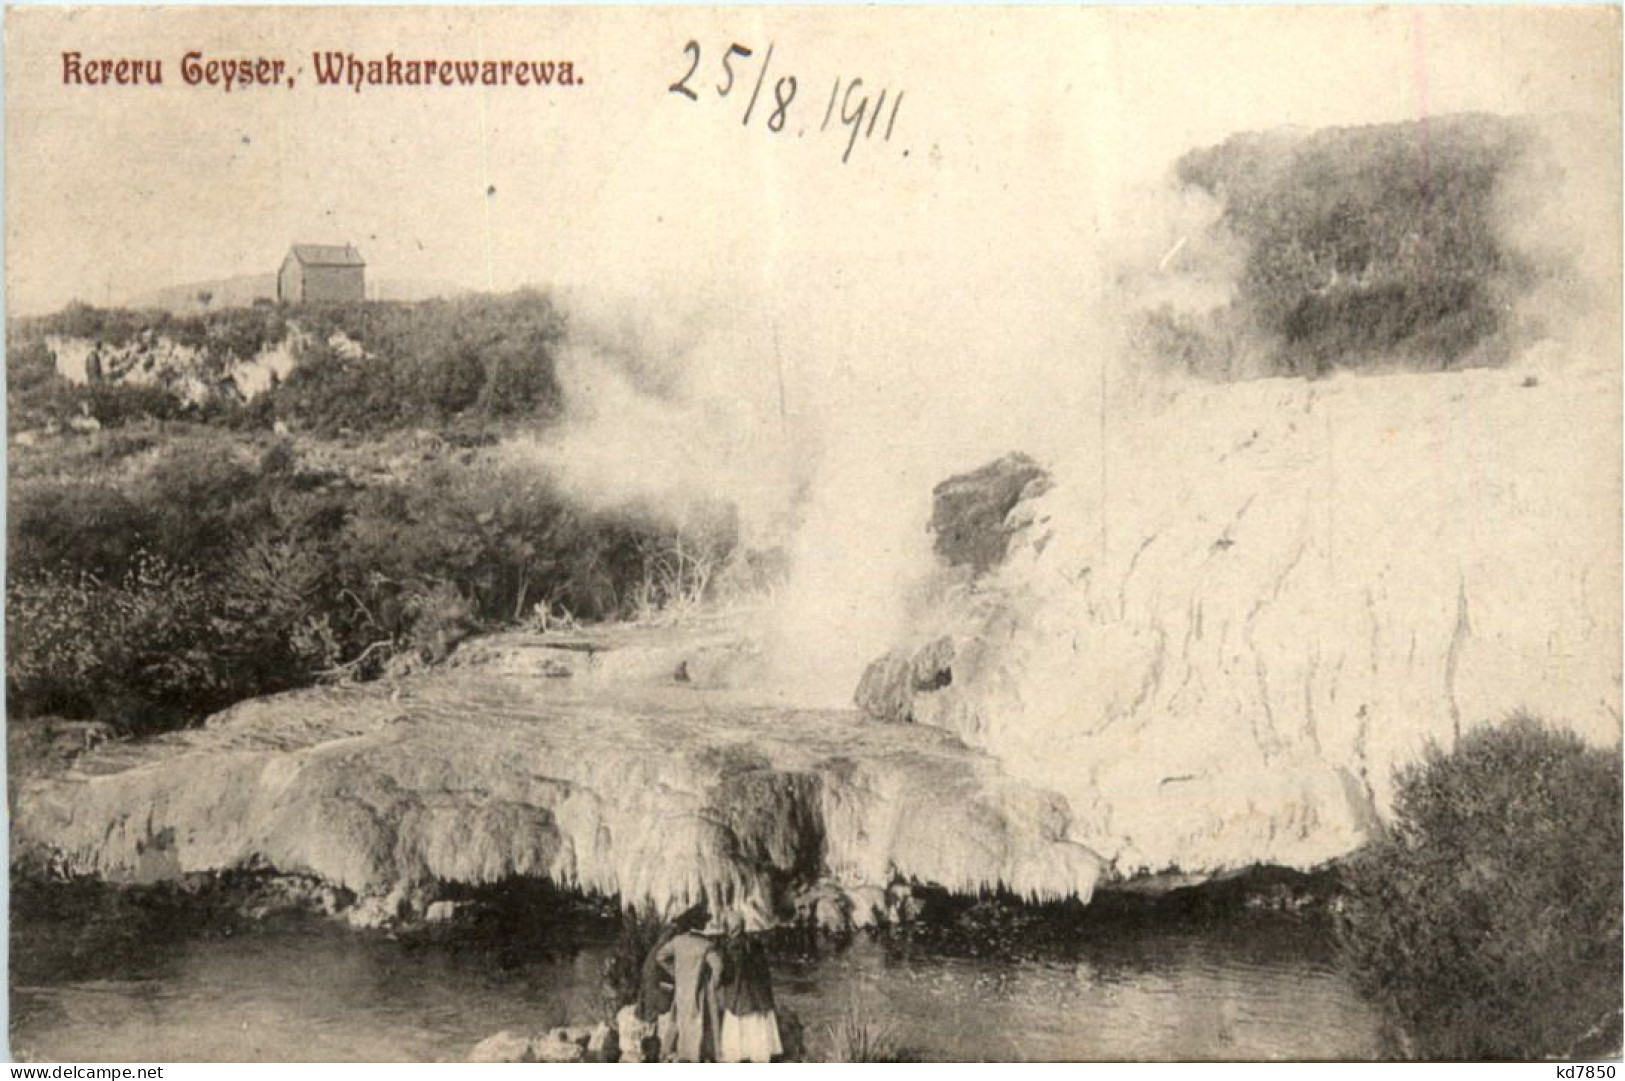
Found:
12,898 -> 1381,1062
776,920 -> 1379,1061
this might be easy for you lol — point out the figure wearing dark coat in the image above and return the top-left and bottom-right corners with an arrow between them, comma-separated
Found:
718,934 -> 777,1015
716,930 -> 783,1062
636,926 -> 679,1024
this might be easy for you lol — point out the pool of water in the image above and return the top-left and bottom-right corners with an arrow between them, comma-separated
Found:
10,895 -> 1384,1062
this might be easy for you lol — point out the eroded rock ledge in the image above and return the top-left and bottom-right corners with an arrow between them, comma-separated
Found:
12,622 -> 1104,925
858,365 -> 1623,877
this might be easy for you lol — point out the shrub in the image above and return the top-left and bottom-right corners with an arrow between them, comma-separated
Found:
8,289 -> 567,437
1158,114 -> 1538,377
18,302 -> 289,363
628,513 -> 739,622
4,404 -> 744,734
6,337 -> 63,430
30,302 -> 164,347
1337,715 -> 1622,1059
6,555 -> 229,732
8,480 -> 153,582
264,289 -> 566,435
5,423 -> 742,734
132,448 -> 272,566
262,345 -> 408,435
7,546 -> 345,735
400,580 -> 477,663
332,458 -> 734,627
820,997 -> 915,1063
6,440 -> 355,728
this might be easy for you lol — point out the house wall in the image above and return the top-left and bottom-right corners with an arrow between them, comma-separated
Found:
301,265 -> 365,304
277,255 -> 303,304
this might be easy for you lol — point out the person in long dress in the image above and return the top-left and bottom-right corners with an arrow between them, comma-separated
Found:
715,909 -> 784,1063
636,905 -> 706,1061
651,924 -> 723,1062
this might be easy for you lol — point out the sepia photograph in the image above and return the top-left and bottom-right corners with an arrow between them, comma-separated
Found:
3,4 -> 1621,1065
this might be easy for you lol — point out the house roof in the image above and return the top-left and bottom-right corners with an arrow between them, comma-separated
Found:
288,244 -> 366,268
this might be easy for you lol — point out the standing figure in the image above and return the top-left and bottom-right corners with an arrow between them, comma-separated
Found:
636,905 -> 706,1060
716,910 -> 784,1063
651,924 -> 723,1062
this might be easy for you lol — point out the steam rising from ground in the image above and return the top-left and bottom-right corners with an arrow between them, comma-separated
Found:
491,284 -> 806,540
507,111 -> 1616,708
1499,112 -> 1624,368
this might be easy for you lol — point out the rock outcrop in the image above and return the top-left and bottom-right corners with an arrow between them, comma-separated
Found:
928,452 -> 1052,574
468,1024 -> 617,1064
13,624 -> 1104,917
43,326 -> 336,405
861,363 -> 1622,876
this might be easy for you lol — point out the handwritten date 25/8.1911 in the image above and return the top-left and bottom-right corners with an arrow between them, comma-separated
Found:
669,40 -> 905,165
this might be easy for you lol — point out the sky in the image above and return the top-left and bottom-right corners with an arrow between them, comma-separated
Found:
6,5 -> 1618,320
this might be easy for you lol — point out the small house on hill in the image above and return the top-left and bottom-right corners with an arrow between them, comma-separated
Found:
278,244 -> 366,305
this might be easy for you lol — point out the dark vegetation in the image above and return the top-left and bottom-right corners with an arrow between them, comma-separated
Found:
246,291 -> 569,436
929,452 -> 1051,574
820,998 -> 914,1063
1337,715 -> 1623,1060
602,900 -> 671,1011
1141,114 -> 1540,378
7,431 -> 738,733
7,290 -> 566,436
6,291 -> 743,735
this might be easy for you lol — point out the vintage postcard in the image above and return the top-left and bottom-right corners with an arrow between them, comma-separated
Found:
5,4 -> 1621,1065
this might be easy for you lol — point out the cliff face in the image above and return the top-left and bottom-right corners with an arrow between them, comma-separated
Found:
860,362 -> 1622,876
41,324 -> 367,405
13,625 -> 1103,918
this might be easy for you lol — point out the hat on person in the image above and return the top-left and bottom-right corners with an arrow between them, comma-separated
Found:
667,902 -> 709,932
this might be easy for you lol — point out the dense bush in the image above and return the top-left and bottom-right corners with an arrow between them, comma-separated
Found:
4,553 -> 315,733
1338,716 -> 1622,1059
4,288 -> 740,732
6,337 -> 62,430
252,290 -> 566,435
338,460 -> 622,626
8,480 -> 153,581
252,348 -> 408,434
18,302 -> 291,360
5,428 -> 741,733
8,442 -> 344,731
1152,114 -> 1537,377
8,289 -> 566,438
